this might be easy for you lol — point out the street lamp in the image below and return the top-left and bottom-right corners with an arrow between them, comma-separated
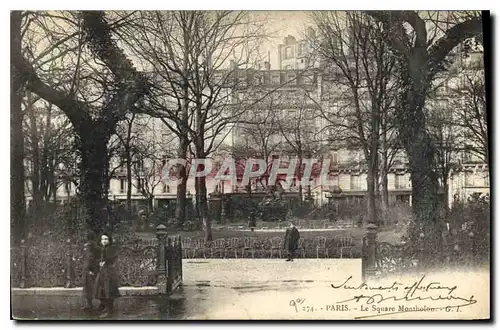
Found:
186,191 -> 193,219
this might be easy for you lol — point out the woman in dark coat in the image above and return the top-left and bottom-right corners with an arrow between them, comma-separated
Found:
82,232 -> 99,311
94,233 -> 120,318
284,221 -> 300,261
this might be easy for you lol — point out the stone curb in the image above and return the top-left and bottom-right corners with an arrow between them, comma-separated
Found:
11,286 -> 159,296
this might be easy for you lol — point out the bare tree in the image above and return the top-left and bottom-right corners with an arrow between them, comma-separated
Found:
311,11 -> 399,225
112,113 -> 138,214
275,90 -> 320,203
11,11 -> 26,243
122,11 -> 272,240
451,67 -> 487,163
367,10 -> 483,251
14,11 -> 150,235
23,95 -> 76,208
232,94 -> 285,192
378,107 -> 402,213
131,136 -> 174,216
425,99 -> 459,210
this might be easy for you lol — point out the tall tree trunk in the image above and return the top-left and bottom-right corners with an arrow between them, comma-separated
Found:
50,165 -> 57,203
78,125 -> 111,235
400,57 -> 441,256
125,115 -> 134,215
443,181 -> 449,211
103,153 -> 110,201
380,128 -> 389,213
41,104 -> 53,202
27,92 -> 42,212
148,196 -> 154,214
126,146 -> 132,215
366,166 -> 378,225
197,175 -> 211,241
297,154 -> 303,205
11,11 -> 26,244
381,162 -> 389,211
175,136 -> 188,226
195,146 -> 212,241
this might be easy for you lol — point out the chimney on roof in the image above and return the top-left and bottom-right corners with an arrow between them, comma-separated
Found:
229,60 -> 237,70
306,27 -> 316,39
284,35 -> 296,45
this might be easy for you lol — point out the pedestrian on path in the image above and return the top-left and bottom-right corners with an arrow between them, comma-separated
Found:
94,233 -> 121,318
284,221 -> 300,261
81,232 -> 99,311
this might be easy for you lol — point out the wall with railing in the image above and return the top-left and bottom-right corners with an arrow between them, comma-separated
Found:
10,225 -> 182,295
362,228 -> 490,279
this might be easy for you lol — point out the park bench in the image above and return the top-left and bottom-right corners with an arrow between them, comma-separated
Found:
335,235 -> 354,258
269,237 -> 283,258
315,236 -> 329,258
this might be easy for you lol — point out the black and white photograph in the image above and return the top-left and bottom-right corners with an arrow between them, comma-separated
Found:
9,9 -> 490,320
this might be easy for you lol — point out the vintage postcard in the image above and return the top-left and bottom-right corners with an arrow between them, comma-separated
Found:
10,10 -> 490,320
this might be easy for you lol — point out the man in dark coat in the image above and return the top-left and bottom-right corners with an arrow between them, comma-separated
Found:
81,232 -> 99,311
284,221 -> 300,261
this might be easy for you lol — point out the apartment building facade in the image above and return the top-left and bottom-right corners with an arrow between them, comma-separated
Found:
26,32 -> 489,211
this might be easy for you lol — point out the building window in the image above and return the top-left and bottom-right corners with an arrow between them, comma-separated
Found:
462,145 -> 473,163
285,47 -> 293,59
298,43 -> 306,56
465,172 -> 474,186
135,159 -> 144,172
350,175 -> 361,190
263,72 -> 270,84
163,183 -> 170,193
332,152 -> 339,165
65,181 -> 70,194
395,174 -> 407,189
396,195 -> 410,205
136,178 -> 142,193
280,72 -> 286,84
285,65 -> 293,70
120,179 -> 126,193
436,85 -> 449,95
437,99 -> 449,110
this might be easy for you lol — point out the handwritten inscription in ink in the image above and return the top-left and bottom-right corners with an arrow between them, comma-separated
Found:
287,275 -> 476,319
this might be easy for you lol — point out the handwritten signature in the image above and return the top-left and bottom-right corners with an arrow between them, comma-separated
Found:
330,275 -> 477,319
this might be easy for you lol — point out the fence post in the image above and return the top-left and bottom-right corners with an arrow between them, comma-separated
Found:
364,223 -> 378,279
361,235 -> 367,281
166,236 -> 173,293
156,225 -> 168,294
178,236 -> 183,281
65,238 -> 74,288
19,239 -> 27,288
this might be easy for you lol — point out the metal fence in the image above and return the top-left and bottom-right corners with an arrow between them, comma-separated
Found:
180,236 -> 360,259
10,225 -> 182,295
362,231 -> 490,278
